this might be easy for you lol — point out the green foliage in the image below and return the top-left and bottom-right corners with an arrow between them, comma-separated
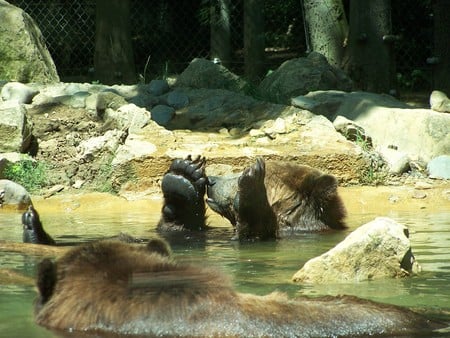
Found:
3,160 -> 49,193
360,165 -> 388,186
94,160 -> 116,193
396,70 -> 431,91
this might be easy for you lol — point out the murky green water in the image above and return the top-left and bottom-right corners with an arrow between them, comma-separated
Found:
0,198 -> 449,337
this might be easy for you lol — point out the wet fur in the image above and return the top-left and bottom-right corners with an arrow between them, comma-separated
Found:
207,159 -> 347,240
22,205 -> 55,245
35,239 -> 442,337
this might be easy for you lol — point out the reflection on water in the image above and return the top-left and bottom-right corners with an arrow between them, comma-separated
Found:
0,199 -> 449,337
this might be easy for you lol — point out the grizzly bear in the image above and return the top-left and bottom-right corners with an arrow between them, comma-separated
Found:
34,239 -> 442,337
22,205 -> 55,245
158,156 -> 346,240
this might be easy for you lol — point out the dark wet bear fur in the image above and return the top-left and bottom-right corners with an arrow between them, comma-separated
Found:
22,205 -> 55,245
34,239 -> 443,337
158,156 -> 347,240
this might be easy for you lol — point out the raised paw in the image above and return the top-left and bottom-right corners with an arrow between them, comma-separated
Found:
235,158 -> 277,240
238,157 -> 265,197
159,155 -> 208,231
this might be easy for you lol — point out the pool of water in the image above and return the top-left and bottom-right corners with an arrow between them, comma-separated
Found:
0,194 -> 449,337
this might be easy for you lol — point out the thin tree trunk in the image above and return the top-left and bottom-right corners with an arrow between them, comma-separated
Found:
244,0 -> 265,83
345,0 -> 395,93
432,0 -> 450,94
94,0 -> 136,85
302,0 -> 348,67
210,0 -> 231,68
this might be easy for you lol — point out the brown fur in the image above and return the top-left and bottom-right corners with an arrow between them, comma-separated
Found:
264,161 -> 347,232
35,239 -> 442,337
207,159 -> 347,240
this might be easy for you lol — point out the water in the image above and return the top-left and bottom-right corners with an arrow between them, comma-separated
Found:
0,194 -> 449,337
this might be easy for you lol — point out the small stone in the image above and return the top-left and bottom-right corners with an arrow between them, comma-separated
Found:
412,190 -> 427,199
414,181 -> 433,190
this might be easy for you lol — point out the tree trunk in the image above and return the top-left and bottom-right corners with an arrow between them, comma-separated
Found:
244,0 -> 265,83
94,0 -> 136,85
302,0 -> 348,67
210,0 -> 231,68
432,0 -> 450,94
345,0 -> 396,93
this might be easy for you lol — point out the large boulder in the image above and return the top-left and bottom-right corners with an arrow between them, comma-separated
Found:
292,217 -> 420,284
0,102 -> 32,152
175,58 -> 248,93
430,90 -> 450,113
0,0 -> 59,83
258,52 -> 353,104
292,90 -> 450,163
0,179 -> 32,209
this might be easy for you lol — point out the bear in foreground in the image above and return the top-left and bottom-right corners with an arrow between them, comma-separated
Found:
158,156 -> 347,240
22,205 -> 55,245
34,239 -> 443,337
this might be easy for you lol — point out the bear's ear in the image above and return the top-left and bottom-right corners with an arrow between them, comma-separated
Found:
311,174 -> 338,198
36,258 -> 57,304
146,238 -> 172,257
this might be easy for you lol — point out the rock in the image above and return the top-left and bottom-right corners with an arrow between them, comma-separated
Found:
292,217 -> 420,284
104,103 -> 151,132
333,115 -> 372,147
0,152 -> 26,177
378,147 -> 410,174
148,79 -> 170,96
0,102 -> 33,152
176,58 -> 248,93
166,90 -> 189,109
258,52 -> 353,104
0,179 -> 32,209
77,129 -> 127,161
91,91 -> 128,117
0,1 -> 59,83
1,82 -> 39,104
430,90 -> 450,113
427,155 -> 450,179
293,90 -> 410,120
294,90 -> 450,162
150,105 -> 175,126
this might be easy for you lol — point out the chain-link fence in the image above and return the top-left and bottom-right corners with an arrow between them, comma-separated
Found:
9,0 -> 434,90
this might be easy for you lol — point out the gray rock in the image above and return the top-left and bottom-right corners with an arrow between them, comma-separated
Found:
104,104 -> 151,132
150,105 -> 175,126
176,58 -> 248,93
51,92 -> 90,109
427,155 -> 450,179
77,129 -> 127,161
149,79 -> 170,96
0,1 -> 59,83
258,52 -> 353,104
292,217 -> 420,284
333,115 -> 372,147
378,147 -> 410,174
295,90 -> 450,162
95,91 -> 128,113
0,152 -> 29,178
0,179 -> 32,209
167,90 -> 189,109
127,93 -> 158,111
1,82 -> 39,104
0,102 -> 32,152
430,90 -> 450,113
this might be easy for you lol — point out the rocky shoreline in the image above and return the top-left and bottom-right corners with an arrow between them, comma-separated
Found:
0,57 -> 449,203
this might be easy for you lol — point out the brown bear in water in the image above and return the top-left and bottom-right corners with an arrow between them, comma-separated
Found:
158,156 -> 346,240
34,239 -> 442,337
22,205 -> 55,245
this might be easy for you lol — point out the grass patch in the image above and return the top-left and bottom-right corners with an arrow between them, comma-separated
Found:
3,160 -> 49,193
